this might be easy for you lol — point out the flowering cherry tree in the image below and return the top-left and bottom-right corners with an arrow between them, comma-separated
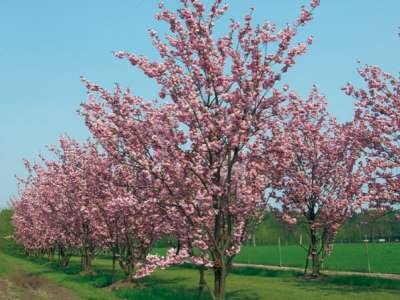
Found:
13,136 -> 168,277
13,158 -> 81,266
266,87 -> 371,276
13,175 -> 67,261
344,65 -> 400,216
105,195 -> 174,278
81,0 -> 319,298
13,138 -> 105,272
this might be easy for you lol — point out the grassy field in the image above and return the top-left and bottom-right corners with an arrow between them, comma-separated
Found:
1,210 -> 400,299
235,243 -> 400,274
152,242 -> 400,274
1,251 -> 400,300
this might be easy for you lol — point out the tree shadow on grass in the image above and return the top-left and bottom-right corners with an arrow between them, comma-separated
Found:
30,262 -> 265,300
112,285 -> 200,300
110,276 -> 204,300
107,270 -> 261,300
231,266 -> 302,279
321,275 -> 400,291
33,264 -> 127,288
290,274 -> 400,295
226,289 -> 261,300
112,280 -> 255,300
35,263 -> 197,298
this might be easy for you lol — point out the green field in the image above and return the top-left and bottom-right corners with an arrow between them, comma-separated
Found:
151,243 -> 400,275
1,210 -> 400,299
1,251 -> 400,300
235,243 -> 400,274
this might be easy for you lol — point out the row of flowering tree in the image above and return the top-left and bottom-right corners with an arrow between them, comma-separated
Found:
11,0 -> 400,299
80,1 -> 321,298
13,137 -> 172,277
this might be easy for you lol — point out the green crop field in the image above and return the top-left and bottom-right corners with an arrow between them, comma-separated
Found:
152,243 -> 400,275
235,243 -> 400,274
1,210 -> 400,299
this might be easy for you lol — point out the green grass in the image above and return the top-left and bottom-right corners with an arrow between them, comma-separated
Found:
2,210 -> 400,299
234,243 -> 400,274
153,243 -> 400,274
1,251 -> 400,300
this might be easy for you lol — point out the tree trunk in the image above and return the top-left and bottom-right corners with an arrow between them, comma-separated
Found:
310,230 -> 320,277
112,247 -> 116,283
62,255 -> 70,267
58,246 -> 70,267
197,266 -> 206,300
81,248 -> 94,274
57,247 -> 61,266
214,266 -> 226,300
119,257 -> 134,278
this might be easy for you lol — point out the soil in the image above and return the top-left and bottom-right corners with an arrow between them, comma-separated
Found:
0,271 -> 79,300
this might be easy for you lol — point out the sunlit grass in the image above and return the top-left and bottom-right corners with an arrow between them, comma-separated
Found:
234,243 -> 400,274
2,210 -> 400,299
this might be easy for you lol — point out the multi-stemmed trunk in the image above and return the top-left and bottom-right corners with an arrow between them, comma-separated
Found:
306,227 -> 332,277
80,223 -> 96,274
210,155 -> 237,300
118,241 -> 150,281
111,246 -> 117,283
58,245 -> 70,267
47,247 -> 55,261
210,220 -> 233,300
213,265 -> 227,300
118,250 -> 134,278
196,260 -> 231,300
81,246 -> 95,274
310,229 -> 320,277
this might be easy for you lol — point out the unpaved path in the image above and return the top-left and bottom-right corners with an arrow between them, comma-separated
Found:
0,271 -> 79,300
233,263 -> 400,280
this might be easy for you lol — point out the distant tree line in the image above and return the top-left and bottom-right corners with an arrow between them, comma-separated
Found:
250,211 -> 400,246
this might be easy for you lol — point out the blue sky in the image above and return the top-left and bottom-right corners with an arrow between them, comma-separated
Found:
1,0 -> 399,207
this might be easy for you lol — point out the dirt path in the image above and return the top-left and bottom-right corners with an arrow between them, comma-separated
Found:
233,263 -> 400,280
0,271 -> 79,300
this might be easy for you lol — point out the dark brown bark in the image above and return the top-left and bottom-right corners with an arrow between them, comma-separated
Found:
81,246 -> 94,274
214,265 -> 227,300
112,247 -> 116,283
58,246 -> 70,267
310,229 -> 320,277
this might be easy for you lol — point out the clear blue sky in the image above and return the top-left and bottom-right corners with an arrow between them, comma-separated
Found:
1,0 -> 399,207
